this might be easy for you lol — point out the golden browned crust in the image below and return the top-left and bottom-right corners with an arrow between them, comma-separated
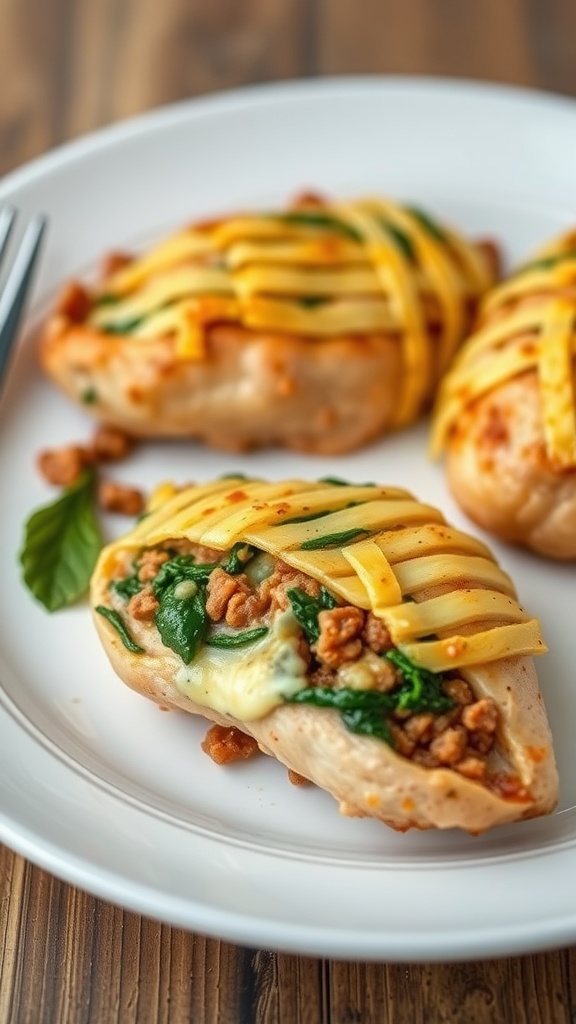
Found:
90,548 -> 558,834
444,370 -> 576,560
40,320 -> 405,453
92,598 -> 557,832
39,196 -> 496,454
432,228 -> 576,559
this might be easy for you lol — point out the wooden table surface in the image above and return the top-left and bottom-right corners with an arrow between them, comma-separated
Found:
1,1 -> 576,1021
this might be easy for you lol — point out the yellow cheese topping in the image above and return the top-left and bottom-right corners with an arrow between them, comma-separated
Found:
431,228 -> 576,468
97,476 -> 545,674
86,197 -> 494,428
175,609 -> 308,719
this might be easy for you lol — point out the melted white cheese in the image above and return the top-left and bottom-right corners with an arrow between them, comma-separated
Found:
175,610 -> 308,720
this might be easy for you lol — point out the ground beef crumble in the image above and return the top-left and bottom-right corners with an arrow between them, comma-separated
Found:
114,540 -> 502,785
201,724 -> 259,764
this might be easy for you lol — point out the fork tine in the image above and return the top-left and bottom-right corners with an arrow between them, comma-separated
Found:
0,213 -> 47,390
0,207 -> 16,265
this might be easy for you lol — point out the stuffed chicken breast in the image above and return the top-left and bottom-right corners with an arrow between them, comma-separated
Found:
431,229 -> 576,559
91,475 -> 557,833
41,195 -> 497,454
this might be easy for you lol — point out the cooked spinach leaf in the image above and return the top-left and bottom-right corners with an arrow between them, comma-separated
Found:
282,501 -> 362,526
286,586 -> 338,644
95,605 -> 144,653
301,527 -> 369,550
384,648 -> 454,714
110,572 -> 142,600
206,626 -> 269,649
276,210 -> 362,242
405,206 -> 447,243
379,219 -> 415,261
317,476 -> 377,487
287,650 -> 454,747
288,686 -> 394,743
100,314 -> 146,335
93,293 -> 120,307
281,509 -> 332,525
154,581 -> 209,664
220,543 -> 257,574
151,554 -> 217,596
299,295 -> 329,308
516,248 -> 576,275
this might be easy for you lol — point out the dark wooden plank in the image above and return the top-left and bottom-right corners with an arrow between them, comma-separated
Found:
2,0 -> 576,1022
317,0 -> 576,96
326,957 -> 572,1024
3,842 -> 576,1023
0,0 -> 315,177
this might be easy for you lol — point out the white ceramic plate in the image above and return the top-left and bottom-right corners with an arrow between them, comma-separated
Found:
1,77 -> 576,962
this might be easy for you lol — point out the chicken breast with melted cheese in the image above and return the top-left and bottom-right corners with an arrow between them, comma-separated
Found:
40,195 -> 497,454
90,476 -> 558,833
431,228 -> 576,559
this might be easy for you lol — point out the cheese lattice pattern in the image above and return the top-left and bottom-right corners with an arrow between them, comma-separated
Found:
431,229 -> 576,467
102,477 -> 545,672
88,198 -> 493,428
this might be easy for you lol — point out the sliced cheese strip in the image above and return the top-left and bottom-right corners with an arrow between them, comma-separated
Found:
105,230 -> 213,295
91,267 -> 232,329
85,198 -> 492,424
225,238 -> 367,269
195,485 -> 407,548
341,538 -> 403,606
538,298 -> 576,466
337,201 -> 430,426
232,263 -> 383,298
393,553 -> 516,598
243,500 -> 443,555
401,620 -> 546,672
380,589 -> 529,642
103,476 -> 545,671
433,228 -> 576,467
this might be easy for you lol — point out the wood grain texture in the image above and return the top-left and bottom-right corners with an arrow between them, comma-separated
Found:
2,0 -> 576,1021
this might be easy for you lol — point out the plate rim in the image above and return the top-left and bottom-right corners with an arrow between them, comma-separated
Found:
3,73 -> 576,197
2,73 -> 576,961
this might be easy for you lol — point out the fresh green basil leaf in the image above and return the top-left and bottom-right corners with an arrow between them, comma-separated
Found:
154,582 -> 209,664
206,626 -> 269,649
95,605 -> 144,653
20,469 -> 102,612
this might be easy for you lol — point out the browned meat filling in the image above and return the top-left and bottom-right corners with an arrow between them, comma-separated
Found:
201,724 -> 259,764
109,540 -> 502,786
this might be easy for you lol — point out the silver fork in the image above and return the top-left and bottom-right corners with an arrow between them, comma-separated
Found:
0,208 -> 47,393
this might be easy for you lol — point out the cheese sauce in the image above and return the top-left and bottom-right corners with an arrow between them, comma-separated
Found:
175,610 -> 308,719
